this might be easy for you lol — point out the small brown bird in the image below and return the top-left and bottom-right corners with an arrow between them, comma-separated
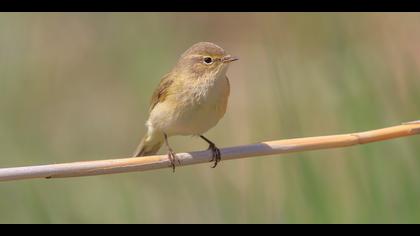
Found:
133,42 -> 238,171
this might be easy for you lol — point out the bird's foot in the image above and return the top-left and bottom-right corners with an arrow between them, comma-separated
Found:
164,133 -> 181,173
208,143 -> 221,168
167,149 -> 181,173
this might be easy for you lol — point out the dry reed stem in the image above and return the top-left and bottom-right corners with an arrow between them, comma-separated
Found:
0,121 -> 419,182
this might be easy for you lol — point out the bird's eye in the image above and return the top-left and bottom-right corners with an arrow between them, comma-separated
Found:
203,57 -> 213,65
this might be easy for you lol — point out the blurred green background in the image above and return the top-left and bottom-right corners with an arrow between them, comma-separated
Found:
0,13 -> 420,223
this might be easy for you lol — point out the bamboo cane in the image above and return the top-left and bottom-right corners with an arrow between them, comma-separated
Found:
0,121 -> 419,182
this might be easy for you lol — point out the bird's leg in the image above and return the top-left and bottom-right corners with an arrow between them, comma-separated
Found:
164,133 -> 180,172
199,135 -> 221,168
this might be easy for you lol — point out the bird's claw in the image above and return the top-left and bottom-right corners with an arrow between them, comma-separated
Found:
208,143 -> 221,168
167,150 -> 180,173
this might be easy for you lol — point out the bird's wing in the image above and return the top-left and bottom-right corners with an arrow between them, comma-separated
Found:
149,73 -> 174,112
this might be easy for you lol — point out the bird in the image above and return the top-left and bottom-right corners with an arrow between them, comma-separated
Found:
133,42 -> 238,172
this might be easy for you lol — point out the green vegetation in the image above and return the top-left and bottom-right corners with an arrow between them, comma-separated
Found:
0,13 -> 419,223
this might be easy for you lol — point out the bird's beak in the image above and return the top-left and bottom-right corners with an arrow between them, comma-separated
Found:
222,55 -> 239,63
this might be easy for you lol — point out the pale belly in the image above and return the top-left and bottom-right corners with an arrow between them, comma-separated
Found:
165,99 -> 226,135
148,77 -> 229,136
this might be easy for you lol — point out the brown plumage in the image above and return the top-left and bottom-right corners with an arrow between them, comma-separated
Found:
149,74 -> 173,112
133,42 -> 238,171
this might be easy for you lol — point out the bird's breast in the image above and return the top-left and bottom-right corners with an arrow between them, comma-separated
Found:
180,75 -> 229,111
155,75 -> 230,135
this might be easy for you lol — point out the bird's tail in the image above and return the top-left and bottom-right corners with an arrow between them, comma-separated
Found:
133,129 -> 164,157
